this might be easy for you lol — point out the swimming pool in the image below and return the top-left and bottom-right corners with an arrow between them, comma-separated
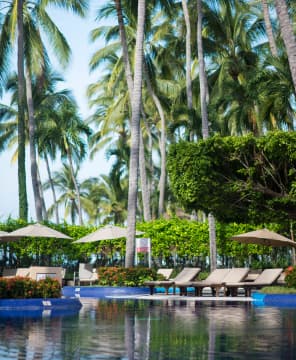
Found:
0,298 -> 295,359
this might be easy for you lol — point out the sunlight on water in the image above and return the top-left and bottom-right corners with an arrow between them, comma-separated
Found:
0,299 -> 295,359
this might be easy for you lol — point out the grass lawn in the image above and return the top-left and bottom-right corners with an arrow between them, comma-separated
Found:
261,286 -> 296,294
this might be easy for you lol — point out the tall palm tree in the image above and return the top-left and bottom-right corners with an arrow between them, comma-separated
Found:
91,2 -> 152,222
44,163 -> 81,224
126,0 -> 146,267
204,0 -> 265,135
35,71 -> 78,223
17,0 -> 28,220
0,0 -> 89,221
261,0 -> 278,56
45,100 -> 91,225
197,0 -> 217,271
181,0 -> 193,114
274,0 -> 296,92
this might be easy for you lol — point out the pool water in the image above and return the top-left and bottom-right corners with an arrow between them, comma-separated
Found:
0,299 -> 295,359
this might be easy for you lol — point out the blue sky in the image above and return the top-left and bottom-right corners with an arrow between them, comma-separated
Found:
0,1 -> 112,220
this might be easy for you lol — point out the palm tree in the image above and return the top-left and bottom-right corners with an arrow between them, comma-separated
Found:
126,0 -> 146,267
44,163 -> 81,224
35,71 -> 78,223
0,0 -> 89,221
91,2 -> 152,221
17,0 -> 28,220
197,0 -> 217,271
181,0 -> 193,115
44,100 -> 91,225
203,0 -> 265,135
274,0 -> 296,92
261,0 -> 278,56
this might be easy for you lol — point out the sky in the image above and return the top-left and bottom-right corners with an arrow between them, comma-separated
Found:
0,2 -> 112,221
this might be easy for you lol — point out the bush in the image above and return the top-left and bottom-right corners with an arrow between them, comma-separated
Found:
0,276 -> 61,299
97,267 -> 157,286
284,266 -> 296,288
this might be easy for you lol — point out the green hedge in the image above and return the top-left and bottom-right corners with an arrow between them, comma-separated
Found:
0,277 -> 61,299
0,218 -> 293,269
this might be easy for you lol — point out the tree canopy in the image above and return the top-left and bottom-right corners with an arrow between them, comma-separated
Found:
167,131 -> 296,224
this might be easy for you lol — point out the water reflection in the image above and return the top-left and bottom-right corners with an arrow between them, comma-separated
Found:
0,299 -> 295,359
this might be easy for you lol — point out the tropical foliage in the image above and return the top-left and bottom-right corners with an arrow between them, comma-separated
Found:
0,277 -> 61,299
97,266 -> 156,286
167,131 -> 296,224
0,219 -> 292,270
0,1 -> 296,266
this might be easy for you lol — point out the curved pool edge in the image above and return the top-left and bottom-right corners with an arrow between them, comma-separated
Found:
62,286 -> 150,299
252,292 -> 296,307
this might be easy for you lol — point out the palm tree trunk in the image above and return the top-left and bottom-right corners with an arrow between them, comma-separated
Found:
142,107 -> 154,218
36,165 -> 47,221
25,66 -> 43,221
182,0 -> 194,141
115,0 -> 151,222
66,149 -> 83,225
139,115 -> 151,221
17,0 -> 28,221
197,0 -> 209,139
274,0 -> 296,92
44,153 -> 59,224
197,0 -> 217,271
143,63 -> 166,216
126,0 -> 146,268
262,0 -> 278,57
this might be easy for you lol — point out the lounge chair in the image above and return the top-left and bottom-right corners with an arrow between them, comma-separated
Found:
2,267 -> 30,278
225,268 -> 283,297
29,266 -> 64,285
175,268 -> 231,296
145,267 -> 201,295
157,268 -> 173,280
177,268 -> 249,296
77,263 -> 98,285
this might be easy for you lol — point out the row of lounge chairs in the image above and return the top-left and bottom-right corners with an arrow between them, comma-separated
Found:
1,263 -> 99,286
1,266 -> 63,284
145,267 -> 284,297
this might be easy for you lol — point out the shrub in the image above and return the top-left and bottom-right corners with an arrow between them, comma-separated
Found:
97,267 -> 157,286
0,277 -> 61,299
284,266 -> 296,288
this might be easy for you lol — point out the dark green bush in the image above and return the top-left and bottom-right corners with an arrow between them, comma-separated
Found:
0,276 -> 61,299
97,267 -> 157,286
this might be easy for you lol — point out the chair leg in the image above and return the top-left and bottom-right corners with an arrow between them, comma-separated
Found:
245,287 -> 251,297
180,286 -> 186,296
194,287 -> 201,296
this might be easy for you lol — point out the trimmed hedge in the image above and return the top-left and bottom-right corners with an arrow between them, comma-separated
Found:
0,277 -> 61,299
